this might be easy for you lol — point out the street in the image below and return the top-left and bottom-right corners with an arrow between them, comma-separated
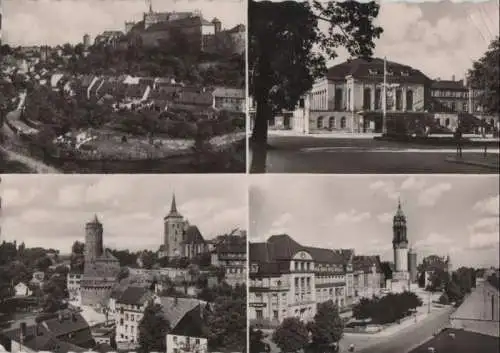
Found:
450,280 -> 500,337
261,305 -> 454,353
260,134 -> 499,173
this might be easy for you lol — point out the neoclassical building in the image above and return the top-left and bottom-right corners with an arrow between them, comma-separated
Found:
248,234 -> 350,326
289,57 -> 431,134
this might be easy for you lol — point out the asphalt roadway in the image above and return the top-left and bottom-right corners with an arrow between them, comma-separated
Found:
261,135 -> 499,173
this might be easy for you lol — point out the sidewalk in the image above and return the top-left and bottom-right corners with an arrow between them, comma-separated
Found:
445,154 -> 499,171
268,130 -> 381,139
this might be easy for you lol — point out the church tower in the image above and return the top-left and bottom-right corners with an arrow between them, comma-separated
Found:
84,215 -> 104,267
163,194 -> 185,258
393,199 -> 409,277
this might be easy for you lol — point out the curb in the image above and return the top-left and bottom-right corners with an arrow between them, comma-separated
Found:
445,157 -> 499,171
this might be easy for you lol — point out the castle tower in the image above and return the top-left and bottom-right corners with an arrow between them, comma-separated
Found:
408,247 -> 417,283
445,254 -> 452,273
212,18 -> 221,34
393,198 -> 409,276
164,194 -> 185,258
84,215 -> 104,266
82,34 -> 90,49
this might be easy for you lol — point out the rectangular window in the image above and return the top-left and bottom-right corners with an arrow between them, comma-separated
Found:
256,310 -> 263,319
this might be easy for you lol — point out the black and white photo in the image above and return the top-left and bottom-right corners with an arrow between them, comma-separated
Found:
0,174 -> 247,353
0,0 -> 246,173
248,0 -> 499,173
249,175 -> 499,353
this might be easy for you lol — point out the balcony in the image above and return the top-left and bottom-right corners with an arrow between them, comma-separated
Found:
250,283 -> 290,292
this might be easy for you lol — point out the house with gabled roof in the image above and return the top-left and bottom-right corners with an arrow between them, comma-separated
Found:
249,234 -> 355,326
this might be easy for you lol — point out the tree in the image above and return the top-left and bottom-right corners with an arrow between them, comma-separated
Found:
249,0 -> 383,172
250,326 -> 268,353
467,37 -> 499,115
116,267 -> 130,282
426,268 -> 449,292
309,300 -> 344,347
438,292 -> 449,305
138,302 -> 171,353
445,279 -> 463,303
272,317 -> 309,353
204,295 -> 246,352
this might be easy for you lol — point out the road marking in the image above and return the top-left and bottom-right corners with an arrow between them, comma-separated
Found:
301,147 -> 500,154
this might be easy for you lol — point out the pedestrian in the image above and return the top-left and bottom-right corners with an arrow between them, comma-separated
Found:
454,126 -> 463,158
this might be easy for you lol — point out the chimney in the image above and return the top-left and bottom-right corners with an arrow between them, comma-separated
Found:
174,297 -> 178,306
452,75 -> 455,81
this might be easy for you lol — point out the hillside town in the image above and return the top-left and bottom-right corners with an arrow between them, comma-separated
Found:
0,190 -> 247,353
0,1 -> 246,173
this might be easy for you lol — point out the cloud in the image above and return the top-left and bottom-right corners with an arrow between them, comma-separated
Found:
468,217 -> 499,233
377,212 -> 393,224
400,176 -> 426,191
417,183 -> 452,206
57,184 -> 87,207
369,180 -> 400,200
1,188 -> 39,207
469,232 -> 500,250
473,195 -> 500,215
415,232 -> 453,248
333,210 -> 371,225
268,213 -> 293,235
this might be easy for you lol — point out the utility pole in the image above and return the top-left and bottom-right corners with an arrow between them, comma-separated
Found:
428,291 -> 431,314
491,294 -> 495,321
382,57 -> 387,135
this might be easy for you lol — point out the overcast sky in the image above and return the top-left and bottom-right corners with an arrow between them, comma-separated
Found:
316,0 -> 500,80
250,175 -> 499,269
0,175 -> 247,254
2,0 -> 245,46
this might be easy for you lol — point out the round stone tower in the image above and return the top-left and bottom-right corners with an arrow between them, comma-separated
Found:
164,194 -> 185,258
393,198 -> 409,273
85,214 -> 103,266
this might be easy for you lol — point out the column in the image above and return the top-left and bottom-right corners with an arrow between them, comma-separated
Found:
371,84 -> 376,111
403,86 -> 407,111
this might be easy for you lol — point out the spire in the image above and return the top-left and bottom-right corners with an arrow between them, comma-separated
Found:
92,214 -> 100,224
170,193 -> 177,214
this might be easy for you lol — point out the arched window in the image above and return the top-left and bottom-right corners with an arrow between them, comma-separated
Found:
328,117 -> 335,129
340,116 -> 347,129
363,88 -> 371,110
406,90 -> 414,111
395,89 -> 402,110
375,88 -> 381,110
317,116 -> 324,129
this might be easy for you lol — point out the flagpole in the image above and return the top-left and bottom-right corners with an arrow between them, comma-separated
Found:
382,56 -> 387,135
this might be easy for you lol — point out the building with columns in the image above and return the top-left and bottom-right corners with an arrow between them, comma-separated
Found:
290,57 -> 432,134
249,234 -> 348,326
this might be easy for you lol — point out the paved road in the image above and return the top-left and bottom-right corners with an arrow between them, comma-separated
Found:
450,280 -> 499,337
261,135 -> 499,173
356,306 -> 454,353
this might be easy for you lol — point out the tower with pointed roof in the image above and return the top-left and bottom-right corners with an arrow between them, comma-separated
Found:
163,194 -> 185,258
84,214 -> 104,266
391,199 -> 410,287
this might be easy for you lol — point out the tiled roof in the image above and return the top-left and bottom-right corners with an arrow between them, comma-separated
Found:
326,57 -> 430,84
174,91 -> 213,106
158,297 -> 203,330
352,255 -> 382,273
305,247 -> 343,264
146,17 -> 204,32
430,79 -> 466,90
267,234 -> 304,260
226,24 -> 245,34
183,226 -> 205,244
213,87 -> 245,99
116,286 -> 152,305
